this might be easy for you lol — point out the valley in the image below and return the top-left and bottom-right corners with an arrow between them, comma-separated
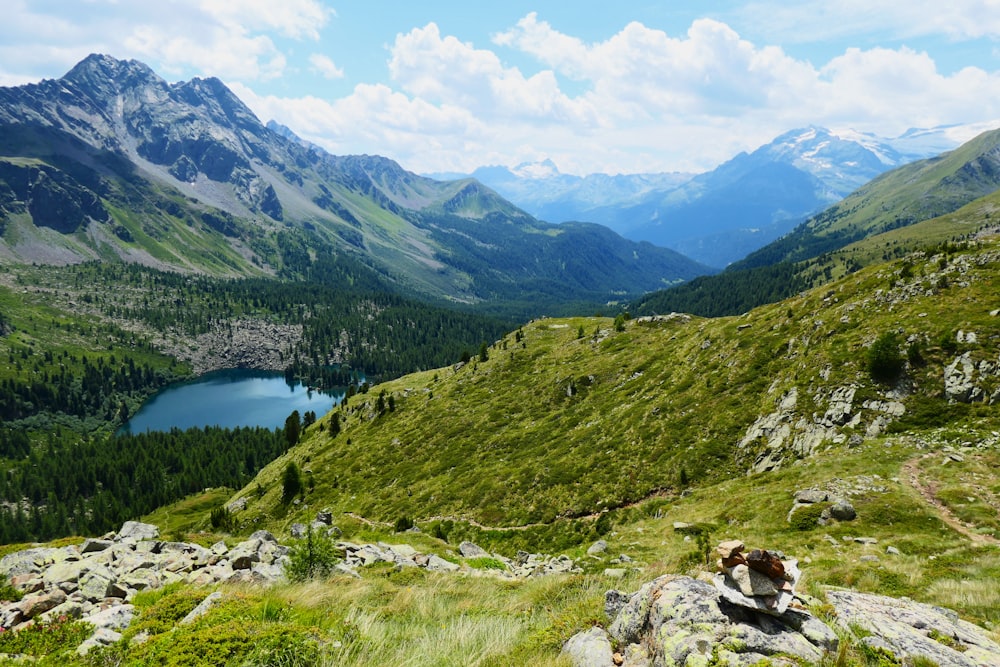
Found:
0,53 -> 998,666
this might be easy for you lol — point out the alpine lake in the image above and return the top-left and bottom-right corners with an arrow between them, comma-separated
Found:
119,369 -> 343,434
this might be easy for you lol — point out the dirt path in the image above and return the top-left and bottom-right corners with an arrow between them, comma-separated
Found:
902,454 -> 1000,547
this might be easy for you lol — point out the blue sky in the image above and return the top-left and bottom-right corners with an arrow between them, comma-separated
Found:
3,1 -> 1000,175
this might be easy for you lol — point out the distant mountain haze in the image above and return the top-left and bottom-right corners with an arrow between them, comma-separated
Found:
441,126 -> 963,267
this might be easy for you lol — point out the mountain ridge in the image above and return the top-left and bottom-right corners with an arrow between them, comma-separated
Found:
443,126 -> 960,267
0,54 -> 709,312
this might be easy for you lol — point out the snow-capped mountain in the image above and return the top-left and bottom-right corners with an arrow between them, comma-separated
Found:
441,125 -> 970,267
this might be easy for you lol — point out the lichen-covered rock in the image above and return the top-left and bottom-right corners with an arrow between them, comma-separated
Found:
599,576 -> 835,666
827,589 -> 1000,667
562,626 -> 614,667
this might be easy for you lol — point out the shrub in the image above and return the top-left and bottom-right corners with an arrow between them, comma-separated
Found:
789,503 -> 829,531
867,332 -> 905,383
0,576 -> 23,603
466,557 -> 508,571
394,515 -> 414,532
0,615 -> 92,656
286,525 -> 340,582
282,461 -> 302,503
210,505 -> 236,532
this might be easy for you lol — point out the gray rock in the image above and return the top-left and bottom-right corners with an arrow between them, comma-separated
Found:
249,530 -> 278,544
603,568 -> 627,578
84,604 -> 134,632
17,588 -> 67,619
226,497 -> 247,513
315,511 -> 333,525
587,539 -> 609,556
424,555 -> 460,572
604,589 -> 628,619
76,627 -> 122,656
0,547 -> 59,578
886,546 -> 901,556
827,589 -> 1000,667
116,521 -> 160,543
829,499 -> 857,521
727,564 -> 778,597
290,523 -> 307,539
79,539 -> 113,554
794,489 -> 829,504
562,626 -> 614,667
180,591 -> 222,625
458,541 -> 488,558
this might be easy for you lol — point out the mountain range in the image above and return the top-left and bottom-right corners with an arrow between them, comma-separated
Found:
0,54 -> 708,313
441,126 -> 965,267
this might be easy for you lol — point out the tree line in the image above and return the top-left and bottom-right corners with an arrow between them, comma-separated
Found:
0,425 -> 285,543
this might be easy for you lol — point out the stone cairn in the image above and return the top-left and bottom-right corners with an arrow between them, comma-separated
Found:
713,539 -> 800,615
563,537 -> 1000,667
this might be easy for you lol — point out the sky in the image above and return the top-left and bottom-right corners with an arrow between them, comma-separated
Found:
3,1 -> 1000,175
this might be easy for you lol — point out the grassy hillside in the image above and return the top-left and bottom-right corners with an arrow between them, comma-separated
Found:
4,236 -> 1000,666
228,233 -> 1000,543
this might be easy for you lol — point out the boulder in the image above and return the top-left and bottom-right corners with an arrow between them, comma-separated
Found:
458,541 -> 488,558
18,588 -> 67,620
586,540 -> 609,556
562,626 -> 614,667
794,489 -> 829,504
79,539 -> 113,555
180,591 -> 222,625
424,555 -> 460,572
116,521 -> 160,543
829,500 -> 857,521
84,604 -> 135,632
827,589 -> 1000,667
595,575 -> 836,666
76,627 -> 122,656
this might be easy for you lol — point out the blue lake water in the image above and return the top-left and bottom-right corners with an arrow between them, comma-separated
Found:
120,369 -> 342,434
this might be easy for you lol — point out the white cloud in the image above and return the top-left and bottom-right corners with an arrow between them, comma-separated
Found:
125,24 -> 288,81
737,0 -> 1000,43
388,23 -> 598,125
0,0 -> 330,84
3,3 -> 1000,175
308,53 -> 344,79
199,0 -> 331,40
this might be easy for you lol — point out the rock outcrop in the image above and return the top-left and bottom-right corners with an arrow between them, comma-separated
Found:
739,385 -> 906,473
0,522 -> 288,653
564,542 -> 1000,667
827,589 -> 1000,667
566,575 -> 837,666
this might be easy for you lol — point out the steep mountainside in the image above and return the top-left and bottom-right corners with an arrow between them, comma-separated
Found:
732,126 -> 1000,271
0,54 -> 708,309
634,128 -> 1000,318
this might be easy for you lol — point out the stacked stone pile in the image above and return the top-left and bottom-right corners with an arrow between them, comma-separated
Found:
713,539 -> 800,615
